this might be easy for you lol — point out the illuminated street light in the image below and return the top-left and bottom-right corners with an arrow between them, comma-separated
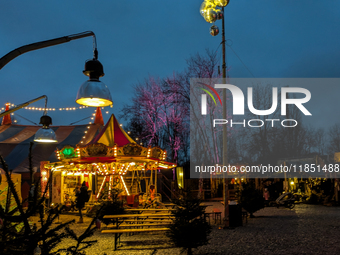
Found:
76,47 -> 113,107
0,95 -> 58,143
0,31 -> 113,108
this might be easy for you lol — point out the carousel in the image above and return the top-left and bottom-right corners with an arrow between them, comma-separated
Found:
41,114 -> 176,207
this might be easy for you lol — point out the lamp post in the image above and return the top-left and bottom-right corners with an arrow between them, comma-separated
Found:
199,0 -> 230,228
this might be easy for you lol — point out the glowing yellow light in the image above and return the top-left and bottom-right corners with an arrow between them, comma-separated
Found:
76,97 -> 113,107
120,175 -> 130,196
108,175 -> 112,199
96,176 -> 107,198
290,181 -> 294,185
215,0 -> 230,7
36,138 -> 58,143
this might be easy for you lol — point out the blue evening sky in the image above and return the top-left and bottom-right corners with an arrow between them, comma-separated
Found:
0,0 -> 339,126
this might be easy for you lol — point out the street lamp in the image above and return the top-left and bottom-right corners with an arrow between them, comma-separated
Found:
199,0 -> 230,228
0,31 -> 113,108
34,97 -> 58,143
76,47 -> 113,107
0,95 -> 58,143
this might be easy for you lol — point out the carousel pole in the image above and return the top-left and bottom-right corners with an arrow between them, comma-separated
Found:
155,169 -> 158,197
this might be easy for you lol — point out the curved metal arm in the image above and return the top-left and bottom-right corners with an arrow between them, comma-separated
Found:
0,31 -> 95,70
0,95 -> 47,118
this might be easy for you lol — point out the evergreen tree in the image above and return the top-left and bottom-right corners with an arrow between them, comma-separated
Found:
240,181 -> 264,218
167,190 -> 211,255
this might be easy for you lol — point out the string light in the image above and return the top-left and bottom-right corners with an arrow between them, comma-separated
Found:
113,146 -> 117,157
0,102 -> 112,112
1,103 -> 112,115
120,175 -> 130,196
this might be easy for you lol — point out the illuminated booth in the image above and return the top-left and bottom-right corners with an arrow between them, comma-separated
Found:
41,114 -> 176,206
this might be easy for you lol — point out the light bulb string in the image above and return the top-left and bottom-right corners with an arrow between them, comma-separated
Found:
0,104 -> 112,112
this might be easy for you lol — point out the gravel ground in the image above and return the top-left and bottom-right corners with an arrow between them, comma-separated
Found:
30,204 -> 340,255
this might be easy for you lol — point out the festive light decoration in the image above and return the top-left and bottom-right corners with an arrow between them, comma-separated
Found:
215,8 -> 223,20
214,0 -> 230,7
200,0 -> 229,35
210,25 -> 219,36
40,168 -> 49,196
0,103 -> 114,114
96,176 -> 107,199
108,175 -> 112,199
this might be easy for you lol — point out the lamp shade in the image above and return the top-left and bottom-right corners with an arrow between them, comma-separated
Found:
76,79 -> 113,107
34,127 -> 58,143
